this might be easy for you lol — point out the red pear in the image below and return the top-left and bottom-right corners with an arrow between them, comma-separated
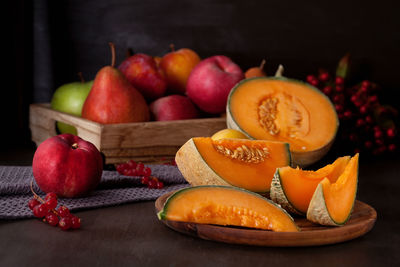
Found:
82,43 -> 150,124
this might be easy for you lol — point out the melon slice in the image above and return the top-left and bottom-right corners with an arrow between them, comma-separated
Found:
175,137 -> 291,193
307,154 -> 359,226
270,156 -> 351,215
226,77 -> 339,167
157,185 -> 299,232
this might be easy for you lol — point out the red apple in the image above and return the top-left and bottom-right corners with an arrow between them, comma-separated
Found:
32,134 -> 103,198
150,95 -> 199,121
186,55 -> 244,114
118,53 -> 167,100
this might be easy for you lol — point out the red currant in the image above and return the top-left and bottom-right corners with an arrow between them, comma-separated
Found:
59,217 -> 72,231
335,104 -> 343,112
28,199 -> 40,210
335,85 -> 344,93
44,192 -> 57,201
141,176 -> 150,185
156,181 -> 164,189
361,80 -> 371,88
33,204 -> 49,218
57,206 -> 70,218
350,95 -> 358,103
387,128 -> 396,138
136,163 -> 145,175
306,75 -> 317,83
388,144 -> 396,152
148,179 -> 157,189
45,197 -> 58,210
369,95 -> 378,103
127,160 -> 137,169
322,86 -> 332,95
365,116 -> 373,124
309,79 -> 319,87
364,141 -> 373,149
375,139 -> 384,146
359,105 -> 368,114
343,110 -> 352,119
70,215 -> 81,229
374,130 -> 383,139
143,167 -> 151,177
335,76 -> 344,85
45,213 -> 59,226
318,72 -> 330,82
356,119 -> 365,127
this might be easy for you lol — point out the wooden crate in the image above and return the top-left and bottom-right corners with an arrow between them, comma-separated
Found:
29,103 -> 227,164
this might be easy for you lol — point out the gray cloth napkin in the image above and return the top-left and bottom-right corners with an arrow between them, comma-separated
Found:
0,165 -> 189,219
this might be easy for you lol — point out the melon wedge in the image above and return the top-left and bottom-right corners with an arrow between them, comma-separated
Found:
270,156 -> 351,215
175,137 -> 291,193
157,185 -> 299,232
307,154 -> 359,226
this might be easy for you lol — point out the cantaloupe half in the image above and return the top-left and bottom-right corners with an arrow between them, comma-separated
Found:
270,156 -> 351,215
157,185 -> 299,232
226,77 -> 339,167
175,137 -> 291,193
307,153 -> 359,226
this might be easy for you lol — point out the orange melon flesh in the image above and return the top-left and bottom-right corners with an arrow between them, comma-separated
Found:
193,137 -> 290,193
276,156 -> 350,214
228,78 -> 338,153
158,186 -> 299,232
322,153 -> 359,223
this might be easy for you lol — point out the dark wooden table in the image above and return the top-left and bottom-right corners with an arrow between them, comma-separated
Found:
1,146 -> 399,266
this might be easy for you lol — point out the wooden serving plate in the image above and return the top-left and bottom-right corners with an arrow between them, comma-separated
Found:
155,192 -> 377,247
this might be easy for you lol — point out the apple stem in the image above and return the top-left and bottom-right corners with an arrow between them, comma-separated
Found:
77,72 -> 85,83
71,143 -> 79,149
169,44 -> 175,52
108,42 -> 116,67
259,59 -> 266,70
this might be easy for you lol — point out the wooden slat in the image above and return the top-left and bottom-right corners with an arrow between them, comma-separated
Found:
29,103 -> 227,164
100,117 -> 226,149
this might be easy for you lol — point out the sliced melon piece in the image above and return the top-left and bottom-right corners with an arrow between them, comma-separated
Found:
157,185 -> 299,232
270,156 -> 351,215
226,77 -> 339,167
307,154 -> 359,226
175,137 -> 291,193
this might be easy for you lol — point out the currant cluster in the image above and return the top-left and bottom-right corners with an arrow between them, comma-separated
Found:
28,182 -> 81,230
116,160 -> 164,189
306,71 -> 398,155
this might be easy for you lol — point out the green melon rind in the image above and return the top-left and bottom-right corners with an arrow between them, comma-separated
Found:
306,164 -> 358,226
270,168 -> 304,215
175,138 -> 291,194
157,185 -> 300,231
226,76 -> 339,167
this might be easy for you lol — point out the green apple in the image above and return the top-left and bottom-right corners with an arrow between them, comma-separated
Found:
50,81 -> 93,135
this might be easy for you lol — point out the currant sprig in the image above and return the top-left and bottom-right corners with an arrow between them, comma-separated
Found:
305,55 -> 398,155
116,160 -> 164,189
28,179 -> 81,230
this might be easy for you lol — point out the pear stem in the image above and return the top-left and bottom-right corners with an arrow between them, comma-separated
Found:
77,72 -> 85,83
169,44 -> 175,52
109,42 -> 116,67
259,59 -> 266,70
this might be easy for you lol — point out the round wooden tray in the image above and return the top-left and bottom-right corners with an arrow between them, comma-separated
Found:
155,192 -> 377,247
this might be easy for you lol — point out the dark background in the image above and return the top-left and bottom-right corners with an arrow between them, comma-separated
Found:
7,0 -> 400,149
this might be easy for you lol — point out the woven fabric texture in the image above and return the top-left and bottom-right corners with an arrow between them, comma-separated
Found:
0,165 -> 188,219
